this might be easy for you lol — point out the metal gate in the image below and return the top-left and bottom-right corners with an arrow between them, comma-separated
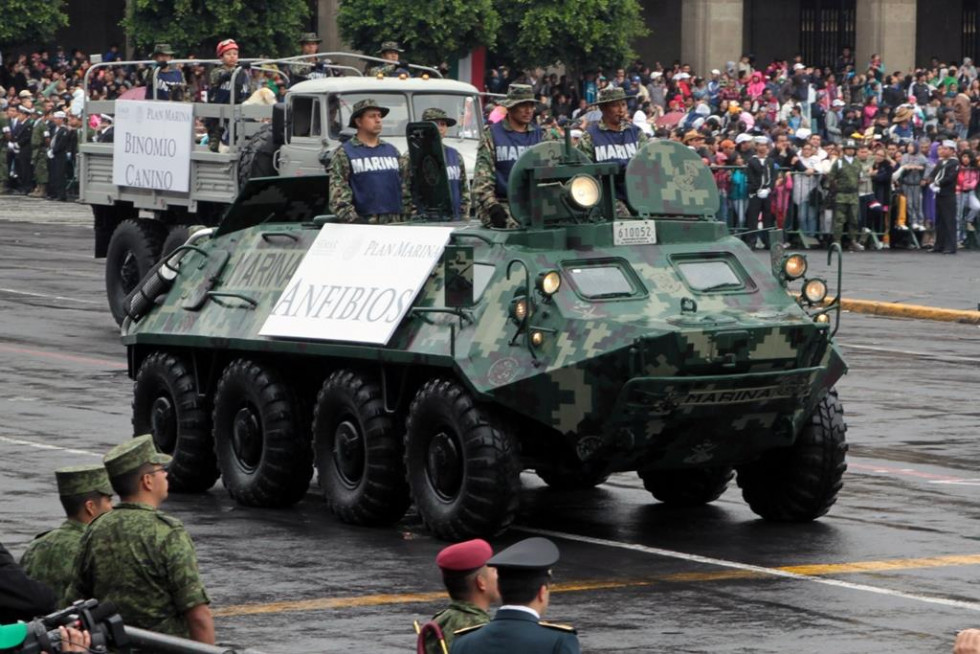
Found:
800,0 -> 856,70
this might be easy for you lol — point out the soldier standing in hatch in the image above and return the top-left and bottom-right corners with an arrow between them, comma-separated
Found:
401,107 -> 470,220
473,84 -> 547,228
577,86 -> 648,217
369,42 -> 410,77
826,138 -> 864,251
206,39 -> 251,152
20,464 -> 113,600
145,44 -> 187,101
450,537 -> 580,654
67,435 -> 215,643
329,98 -> 405,224
418,539 -> 499,654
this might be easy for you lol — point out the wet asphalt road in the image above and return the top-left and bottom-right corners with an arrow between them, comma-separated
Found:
1,197 -> 980,653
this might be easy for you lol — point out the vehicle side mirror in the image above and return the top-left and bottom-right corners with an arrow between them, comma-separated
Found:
443,244 -> 474,308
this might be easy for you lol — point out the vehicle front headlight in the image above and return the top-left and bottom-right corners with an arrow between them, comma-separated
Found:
567,175 -> 601,209
510,297 -> 529,322
814,312 -> 830,324
782,254 -> 807,280
803,278 -> 828,304
536,271 -> 561,296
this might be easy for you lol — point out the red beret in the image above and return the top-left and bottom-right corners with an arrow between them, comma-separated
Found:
436,539 -> 493,572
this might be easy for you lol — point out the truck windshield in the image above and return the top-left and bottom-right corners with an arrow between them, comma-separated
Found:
334,93 -> 410,139
412,93 -> 482,140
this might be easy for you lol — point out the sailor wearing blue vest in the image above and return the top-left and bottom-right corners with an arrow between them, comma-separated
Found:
401,107 -> 470,220
474,84 -> 549,228
449,537 -> 580,654
144,43 -> 186,101
328,98 -> 405,224
576,86 -> 648,217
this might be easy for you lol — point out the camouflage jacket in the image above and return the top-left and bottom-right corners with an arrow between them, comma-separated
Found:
20,519 -> 84,601
399,148 -> 470,219
422,601 -> 490,654
368,63 -> 410,77
576,120 -> 649,164
473,121 -> 553,227
827,156 -> 861,204
67,502 -> 209,637
30,119 -> 49,161
328,136 -> 407,224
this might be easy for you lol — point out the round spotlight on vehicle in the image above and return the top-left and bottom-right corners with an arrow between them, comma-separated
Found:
782,254 -> 807,280
803,278 -> 828,305
398,73 -> 409,80
510,297 -> 529,322
814,313 -> 830,324
530,331 -> 545,347
376,73 -> 385,80
566,175 -> 601,209
536,271 -> 561,296
421,74 -> 430,81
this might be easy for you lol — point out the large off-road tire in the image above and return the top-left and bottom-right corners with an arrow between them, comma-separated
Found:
160,225 -> 190,259
212,359 -> 312,507
237,123 -> 278,188
105,218 -> 166,325
639,467 -> 734,507
405,378 -> 521,540
313,369 -> 410,525
736,389 -> 848,521
132,352 -> 218,493
536,463 -> 610,490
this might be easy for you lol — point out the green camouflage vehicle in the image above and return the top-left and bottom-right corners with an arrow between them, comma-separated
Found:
121,128 -> 848,540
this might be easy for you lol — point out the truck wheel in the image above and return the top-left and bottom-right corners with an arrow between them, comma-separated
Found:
132,352 -> 218,493
405,378 -> 520,540
238,123 -> 278,188
737,389 -> 848,521
160,225 -> 190,259
639,467 -> 734,506
105,219 -> 166,325
212,359 -> 312,507
313,369 -> 410,525
536,464 -> 610,490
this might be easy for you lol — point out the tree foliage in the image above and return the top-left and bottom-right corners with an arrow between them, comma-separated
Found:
0,0 -> 69,48
337,0 -> 500,66
497,0 -> 647,72
123,0 -> 310,59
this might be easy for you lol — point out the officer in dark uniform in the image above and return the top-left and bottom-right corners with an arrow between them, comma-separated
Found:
450,537 -> 580,654
145,44 -> 187,101
929,139 -> 959,254
11,105 -> 34,194
328,98 -> 404,224
745,135 -> 778,248
473,84 -> 546,228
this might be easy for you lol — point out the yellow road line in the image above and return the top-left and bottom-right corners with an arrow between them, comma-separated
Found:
840,298 -> 980,324
213,552 -> 980,618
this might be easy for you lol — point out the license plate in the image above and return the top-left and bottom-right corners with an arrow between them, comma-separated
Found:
613,221 -> 657,245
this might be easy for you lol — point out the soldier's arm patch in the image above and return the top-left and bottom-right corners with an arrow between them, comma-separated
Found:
540,621 -> 577,634
453,624 -> 485,636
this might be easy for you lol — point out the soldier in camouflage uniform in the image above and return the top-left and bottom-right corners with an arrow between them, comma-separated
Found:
67,436 -> 215,643
577,86 -> 649,217
401,107 -> 470,219
418,539 -> 498,654
288,33 -> 332,85
28,104 -> 52,197
20,464 -> 113,600
0,105 -> 10,193
329,98 -> 405,224
369,41 -> 410,77
826,138 -> 864,251
473,84 -> 549,228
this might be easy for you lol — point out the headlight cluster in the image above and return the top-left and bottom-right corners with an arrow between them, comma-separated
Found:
567,175 -> 601,209
802,278 -> 828,305
781,254 -> 831,322
536,271 -> 561,296
782,254 -> 807,280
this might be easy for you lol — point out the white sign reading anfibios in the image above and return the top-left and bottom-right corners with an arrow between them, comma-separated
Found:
112,100 -> 193,192
260,224 -> 456,344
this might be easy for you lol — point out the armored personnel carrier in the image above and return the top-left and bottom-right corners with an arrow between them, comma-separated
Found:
121,129 -> 848,540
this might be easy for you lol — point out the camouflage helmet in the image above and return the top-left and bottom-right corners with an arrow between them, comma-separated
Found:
152,43 -> 175,56
348,98 -> 390,128
378,41 -> 404,54
596,87 -> 627,105
500,84 -> 536,109
842,138 -> 858,150
56,464 -> 112,497
421,107 -> 457,127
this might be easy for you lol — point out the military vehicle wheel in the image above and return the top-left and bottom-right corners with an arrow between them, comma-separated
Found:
737,389 -> 847,521
238,123 -> 278,188
313,369 -> 410,525
105,219 -> 166,325
212,359 -> 312,507
405,378 -> 520,540
535,464 -> 610,490
133,352 -> 218,493
160,225 -> 190,259
639,467 -> 734,506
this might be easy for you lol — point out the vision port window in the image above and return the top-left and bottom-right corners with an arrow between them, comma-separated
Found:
561,258 -> 646,300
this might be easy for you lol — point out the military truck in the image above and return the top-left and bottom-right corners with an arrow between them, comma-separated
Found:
120,128 -> 848,540
78,54 -> 483,324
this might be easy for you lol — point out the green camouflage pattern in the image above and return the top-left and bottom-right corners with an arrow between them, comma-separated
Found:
56,464 -> 112,496
20,519 -> 84,601
67,502 -> 209,637
422,601 -> 490,654
31,118 -> 49,184
328,136 -> 407,224
473,122 -> 554,228
103,434 -> 172,478
123,137 -> 845,483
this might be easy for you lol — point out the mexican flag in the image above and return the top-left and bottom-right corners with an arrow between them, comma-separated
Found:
449,47 -> 485,91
